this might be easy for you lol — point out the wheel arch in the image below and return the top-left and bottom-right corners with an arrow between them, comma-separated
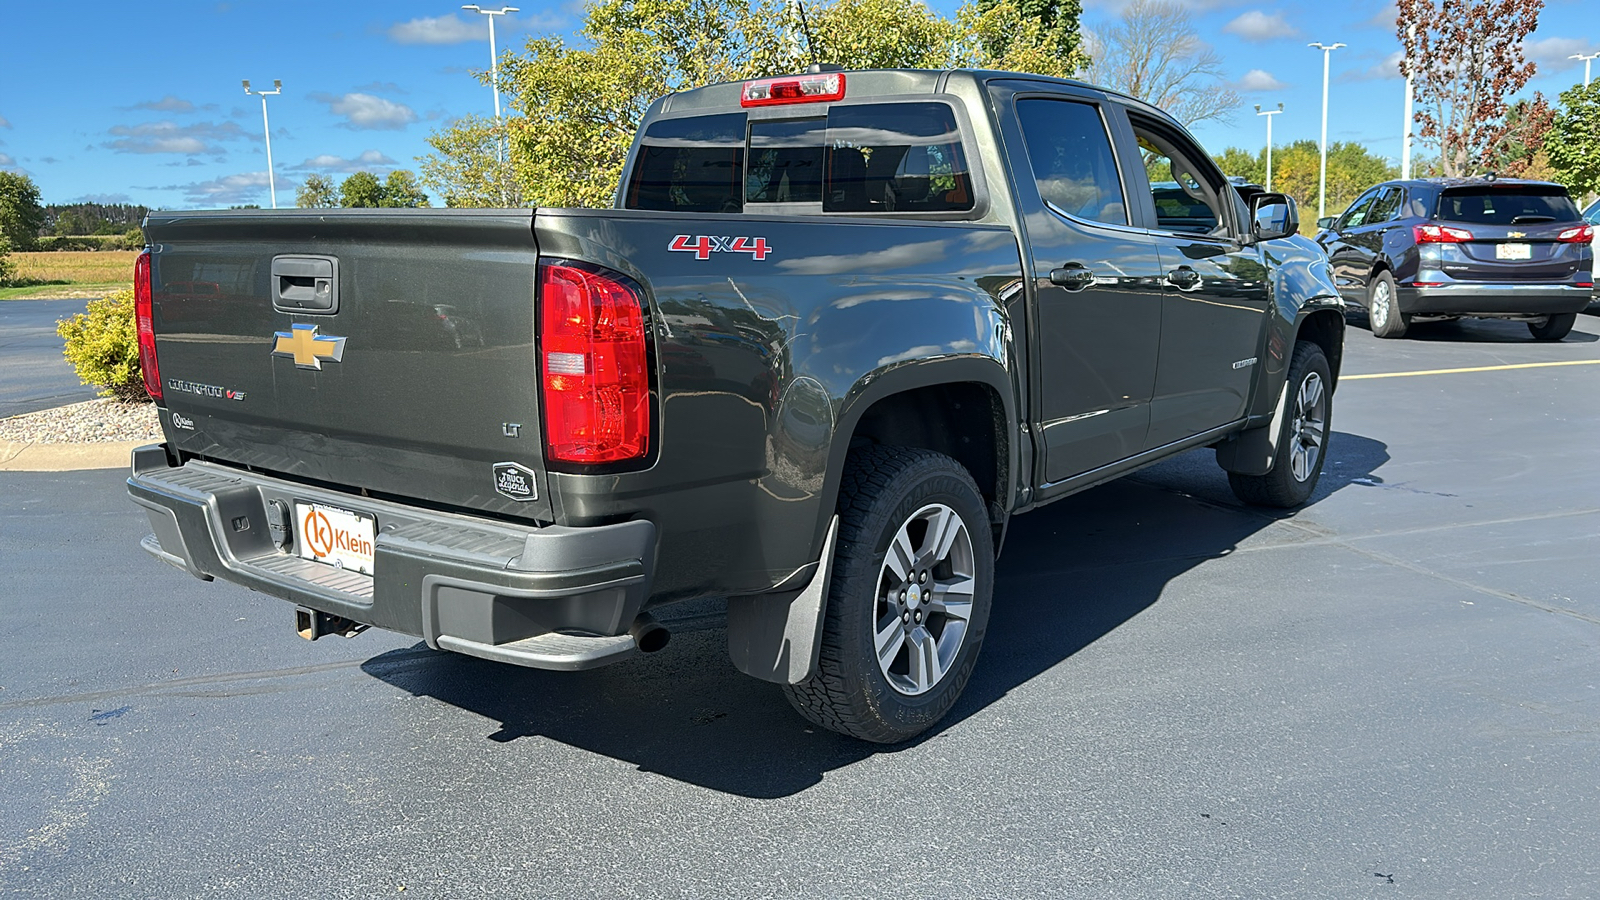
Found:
1296,307 -> 1345,389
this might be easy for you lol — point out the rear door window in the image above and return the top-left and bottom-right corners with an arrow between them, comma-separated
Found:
1436,186 -> 1580,225
1013,98 -> 1127,226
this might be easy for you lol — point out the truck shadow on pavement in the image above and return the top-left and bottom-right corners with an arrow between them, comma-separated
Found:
362,432 -> 1389,798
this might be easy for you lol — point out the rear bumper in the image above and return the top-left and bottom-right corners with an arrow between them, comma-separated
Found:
1397,283 -> 1592,316
127,444 -> 656,670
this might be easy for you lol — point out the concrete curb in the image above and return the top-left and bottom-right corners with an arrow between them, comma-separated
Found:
0,440 -> 142,472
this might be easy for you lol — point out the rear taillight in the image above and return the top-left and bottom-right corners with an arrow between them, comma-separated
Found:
1414,223 -> 1474,243
134,249 -> 161,401
741,72 -> 846,107
1556,224 -> 1594,243
538,261 -> 650,464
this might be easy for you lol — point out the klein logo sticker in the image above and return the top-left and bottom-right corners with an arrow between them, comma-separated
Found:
493,462 -> 539,502
669,234 -> 772,261
171,412 -> 196,430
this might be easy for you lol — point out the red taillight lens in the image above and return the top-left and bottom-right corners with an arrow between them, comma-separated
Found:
538,262 -> 650,464
1414,223 -> 1473,243
741,72 -> 846,107
1556,224 -> 1594,243
134,249 -> 161,401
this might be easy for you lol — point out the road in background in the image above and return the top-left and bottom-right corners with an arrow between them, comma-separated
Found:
3,314 -> 1599,897
0,299 -> 95,418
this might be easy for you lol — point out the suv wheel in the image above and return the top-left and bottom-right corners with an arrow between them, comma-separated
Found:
1528,313 -> 1575,341
782,445 -> 994,743
1228,340 -> 1332,508
1367,271 -> 1408,339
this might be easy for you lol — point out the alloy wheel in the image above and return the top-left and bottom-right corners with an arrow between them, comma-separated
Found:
1288,371 -> 1327,483
873,503 -> 976,696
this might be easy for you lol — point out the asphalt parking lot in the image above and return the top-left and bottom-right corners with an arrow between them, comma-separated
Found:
0,300 -> 95,418
3,311 -> 1598,897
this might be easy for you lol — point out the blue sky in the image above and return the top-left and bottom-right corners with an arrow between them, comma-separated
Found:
0,0 -> 1594,210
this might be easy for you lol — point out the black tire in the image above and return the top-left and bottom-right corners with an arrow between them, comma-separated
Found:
782,445 -> 994,743
1528,313 -> 1575,341
1366,270 -> 1408,339
1228,340 -> 1333,508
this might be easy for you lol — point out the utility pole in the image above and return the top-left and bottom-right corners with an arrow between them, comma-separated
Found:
462,5 -> 519,205
1255,103 -> 1283,192
242,79 -> 283,209
1308,42 -> 1345,220
1571,52 -> 1599,88
1401,26 -> 1416,180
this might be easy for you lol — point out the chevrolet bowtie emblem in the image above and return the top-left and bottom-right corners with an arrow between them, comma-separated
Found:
1507,231 -> 1526,238
272,323 -> 347,370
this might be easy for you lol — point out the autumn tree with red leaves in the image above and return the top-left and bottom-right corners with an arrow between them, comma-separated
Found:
1396,0 -> 1555,177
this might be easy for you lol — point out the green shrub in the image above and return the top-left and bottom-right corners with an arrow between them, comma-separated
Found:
56,288 -> 150,403
0,234 -> 15,286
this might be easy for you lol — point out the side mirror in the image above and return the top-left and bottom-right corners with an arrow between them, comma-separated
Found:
1252,193 -> 1299,241
1316,216 -> 1336,230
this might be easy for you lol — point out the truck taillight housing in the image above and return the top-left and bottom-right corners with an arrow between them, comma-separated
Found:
134,249 -> 161,401
538,261 -> 651,464
741,72 -> 846,107
1413,223 -> 1474,244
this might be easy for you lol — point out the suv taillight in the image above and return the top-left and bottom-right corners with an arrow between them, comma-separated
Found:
1414,223 -> 1474,243
1557,224 -> 1594,243
134,249 -> 161,401
538,261 -> 650,464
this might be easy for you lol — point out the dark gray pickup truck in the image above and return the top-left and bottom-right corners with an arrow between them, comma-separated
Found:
128,68 -> 1344,742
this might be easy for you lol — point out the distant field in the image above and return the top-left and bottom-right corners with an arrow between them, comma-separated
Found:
1,251 -> 137,299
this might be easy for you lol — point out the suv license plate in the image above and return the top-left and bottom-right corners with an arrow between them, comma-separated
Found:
294,501 -> 376,575
1496,243 -> 1532,260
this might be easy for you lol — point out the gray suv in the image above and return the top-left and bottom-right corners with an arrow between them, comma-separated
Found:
1315,178 -> 1594,340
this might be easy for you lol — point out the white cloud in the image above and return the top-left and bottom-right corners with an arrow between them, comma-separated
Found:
1525,37 -> 1599,73
1365,1 -> 1399,30
1341,50 -> 1404,82
1236,69 -> 1287,91
1223,11 -> 1298,41
0,115 -> 11,128
0,152 -> 19,170
149,171 -> 273,206
315,93 -> 418,131
291,150 -> 398,173
388,14 -> 483,44
133,96 -> 197,113
72,193 -> 135,204
105,120 -> 249,154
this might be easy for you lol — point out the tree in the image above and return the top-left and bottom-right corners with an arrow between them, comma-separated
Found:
0,172 -> 47,251
340,171 -> 385,208
0,233 -> 16,287
1396,0 -> 1553,177
420,115 -> 523,208
296,174 -> 339,208
1546,81 -> 1600,201
379,170 -> 431,208
1083,0 -> 1238,127
956,0 -> 1088,78
1212,140 -> 1398,220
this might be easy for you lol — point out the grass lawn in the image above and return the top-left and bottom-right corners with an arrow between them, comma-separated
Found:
2,251 -> 138,300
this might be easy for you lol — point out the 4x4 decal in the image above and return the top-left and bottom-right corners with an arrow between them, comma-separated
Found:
669,234 -> 772,261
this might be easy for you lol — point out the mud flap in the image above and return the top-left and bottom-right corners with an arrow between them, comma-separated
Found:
1215,381 -> 1289,477
726,516 -> 839,685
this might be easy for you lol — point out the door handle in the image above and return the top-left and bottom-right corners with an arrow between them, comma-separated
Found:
1167,266 -> 1201,289
1049,263 -> 1096,291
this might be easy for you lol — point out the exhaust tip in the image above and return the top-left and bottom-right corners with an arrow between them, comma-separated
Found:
629,613 -> 671,654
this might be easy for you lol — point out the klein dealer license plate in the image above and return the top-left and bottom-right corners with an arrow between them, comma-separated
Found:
294,501 -> 376,575
1496,243 -> 1532,260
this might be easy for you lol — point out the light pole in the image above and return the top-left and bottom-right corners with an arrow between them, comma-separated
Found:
1309,42 -> 1345,221
462,4 -> 519,205
243,79 -> 283,209
1401,26 -> 1416,180
1255,103 -> 1283,191
1571,52 -> 1599,88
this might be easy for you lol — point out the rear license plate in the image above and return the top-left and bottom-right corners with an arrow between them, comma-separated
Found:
1496,243 -> 1532,260
294,501 -> 376,575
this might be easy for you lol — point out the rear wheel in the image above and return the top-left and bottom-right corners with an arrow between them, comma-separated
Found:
1228,340 -> 1332,508
782,445 -> 994,743
1528,313 -> 1575,341
1367,271 -> 1408,339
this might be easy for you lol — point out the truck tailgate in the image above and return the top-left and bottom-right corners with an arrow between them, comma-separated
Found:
143,209 -> 552,522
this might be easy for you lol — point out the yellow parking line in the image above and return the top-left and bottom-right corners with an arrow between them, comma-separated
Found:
1343,359 -> 1600,381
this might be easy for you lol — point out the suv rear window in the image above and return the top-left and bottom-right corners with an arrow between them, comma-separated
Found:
1435,186 -> 1579,225
624,102 -> 974,215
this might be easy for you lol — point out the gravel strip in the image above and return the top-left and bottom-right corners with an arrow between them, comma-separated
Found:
0,399 -> 161,443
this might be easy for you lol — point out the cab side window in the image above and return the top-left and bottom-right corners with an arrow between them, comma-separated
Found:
1125,117 -> 1229,236
1014,99 -> 1127,226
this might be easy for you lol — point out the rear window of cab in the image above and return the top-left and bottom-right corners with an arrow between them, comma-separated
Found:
624,102 -> 975,215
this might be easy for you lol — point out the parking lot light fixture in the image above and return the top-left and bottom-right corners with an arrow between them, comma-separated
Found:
1256,103 -> 1283,191
1308,42 -> 1345,220
243,79 -> 284,209
462,5 -> 520,206
1571,52 -> 1599,87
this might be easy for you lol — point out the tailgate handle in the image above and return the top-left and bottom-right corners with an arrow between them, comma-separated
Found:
271,255 -> 339,313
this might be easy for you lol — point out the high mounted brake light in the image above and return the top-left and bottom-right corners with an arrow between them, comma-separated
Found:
1414,223 -> 1474,243
1557,224 -> 1594,243
538,261 -> 651,464
134,249 -> 161,401
741,73 -> 846,107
